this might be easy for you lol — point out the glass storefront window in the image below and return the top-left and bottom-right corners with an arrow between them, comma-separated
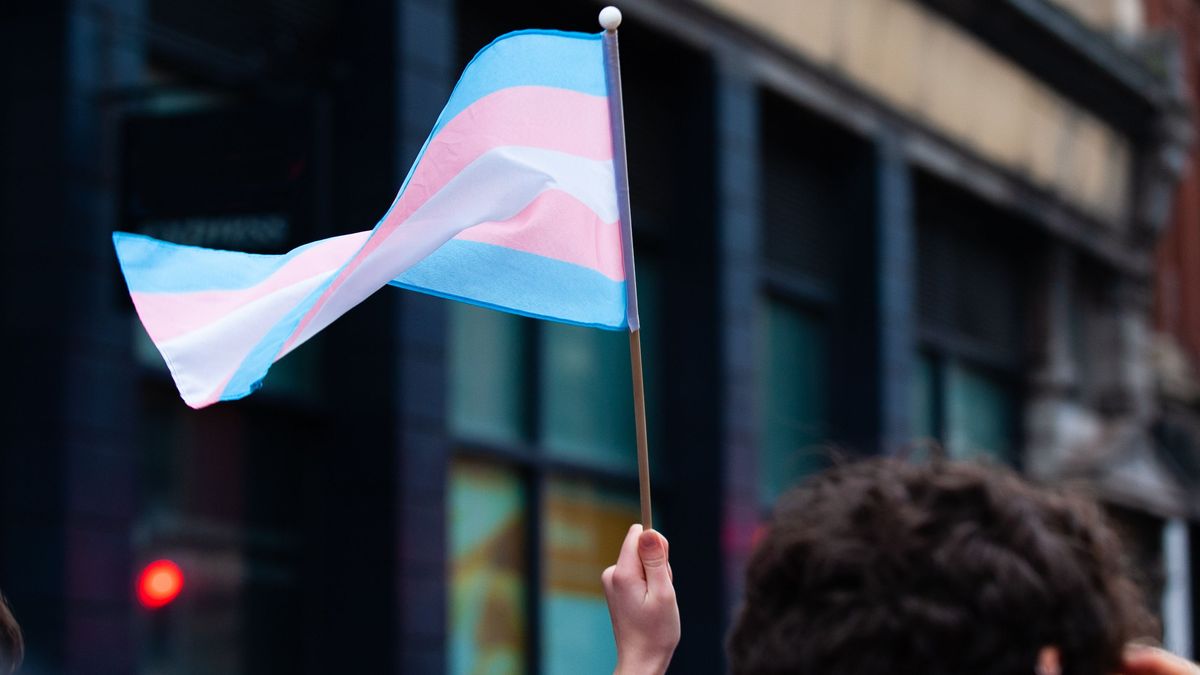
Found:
907,352 -> 939,462
449,459 -> 529,675
449,261 -> 660,470
539,323 -> 636,471
449,304 -> 529,445
447,256 -> 661,671
758,300 -> 828,505
912,353 -> 937,441
541,478 -> 640,674
908,355 -> 1015,461
944,361 -> 1014,460
540,261 -> 660,473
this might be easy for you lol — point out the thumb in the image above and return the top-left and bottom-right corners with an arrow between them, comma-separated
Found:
638,530 -> 671,591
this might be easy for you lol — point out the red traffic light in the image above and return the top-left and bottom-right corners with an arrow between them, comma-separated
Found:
137,560 -> 184,609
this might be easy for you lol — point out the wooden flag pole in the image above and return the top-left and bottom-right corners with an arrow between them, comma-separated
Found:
601,6 -> 653,530
630,329 -> 653,529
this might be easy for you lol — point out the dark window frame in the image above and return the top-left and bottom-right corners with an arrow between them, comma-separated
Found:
914,175 -> 1030,464
447,234 -> 666,675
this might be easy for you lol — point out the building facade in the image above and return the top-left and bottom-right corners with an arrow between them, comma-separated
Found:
1146,0 -> 1200,658
0,0 -> 1194,673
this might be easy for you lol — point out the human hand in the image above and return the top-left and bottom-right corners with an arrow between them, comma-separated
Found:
602,524 -> 680,675
1123,644 -> 1200,675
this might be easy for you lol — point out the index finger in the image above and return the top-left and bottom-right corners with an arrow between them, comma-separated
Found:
614,523 -> 645,583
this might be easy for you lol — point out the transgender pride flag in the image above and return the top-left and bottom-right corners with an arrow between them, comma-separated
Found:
114,29 -> 635,408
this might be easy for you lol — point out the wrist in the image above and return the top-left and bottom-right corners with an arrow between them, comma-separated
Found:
614,648 -> 674,675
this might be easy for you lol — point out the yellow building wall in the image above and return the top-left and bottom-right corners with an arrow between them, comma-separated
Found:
701,0 -> 1133,226
1049,0 -> 1144,39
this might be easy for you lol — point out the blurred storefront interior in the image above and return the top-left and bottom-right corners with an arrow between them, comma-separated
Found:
2,0 -> 1200,672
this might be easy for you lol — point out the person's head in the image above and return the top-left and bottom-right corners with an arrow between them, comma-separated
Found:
728,458 -> 1154,675
0,592 -> 21,674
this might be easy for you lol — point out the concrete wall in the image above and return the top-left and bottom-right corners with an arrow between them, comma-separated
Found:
699,0 -> 1133,226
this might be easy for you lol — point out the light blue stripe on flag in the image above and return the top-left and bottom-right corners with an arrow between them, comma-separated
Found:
431,30 -> 606,138
391,239 -> 627,329
114,232 -> 316,294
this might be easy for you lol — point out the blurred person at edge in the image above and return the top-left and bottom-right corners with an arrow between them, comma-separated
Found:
602,458 -> 1200,675
0,592 -> 21,674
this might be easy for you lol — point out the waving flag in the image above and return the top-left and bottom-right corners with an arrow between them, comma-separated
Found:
114,29 -> 632,408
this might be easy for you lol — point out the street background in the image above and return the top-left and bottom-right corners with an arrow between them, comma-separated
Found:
3,0 -> 1200,672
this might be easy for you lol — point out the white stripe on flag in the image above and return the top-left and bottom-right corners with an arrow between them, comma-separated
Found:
283,146 -> 618,353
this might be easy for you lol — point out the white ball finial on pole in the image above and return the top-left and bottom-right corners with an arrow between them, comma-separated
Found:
599,6 -> 622,31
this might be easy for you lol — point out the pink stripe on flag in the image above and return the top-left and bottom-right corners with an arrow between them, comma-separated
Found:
379,86 -> 613,234
453,189 -> 623,281
154,269 -> 334,406
284,86 -> 614,352
436,85 -> 612,159
128,231 -> 370,343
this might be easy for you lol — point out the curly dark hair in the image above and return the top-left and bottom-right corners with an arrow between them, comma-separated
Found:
728,458 -> 1154,675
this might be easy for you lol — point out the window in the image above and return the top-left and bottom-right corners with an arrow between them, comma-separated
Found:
542,478 -> 639,672
756,91 -> 856,505
912,352 -> 938,443
447,262 -> 659,675
914,178 -> 1026,462
944,361 -> 1016,459
913,353 -> 1017,460
449,306 -> 528,445
540,323 -> 637,471
1069,259 -> 1123,409
757,300 -> 829,504
449,459 -> 529,675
